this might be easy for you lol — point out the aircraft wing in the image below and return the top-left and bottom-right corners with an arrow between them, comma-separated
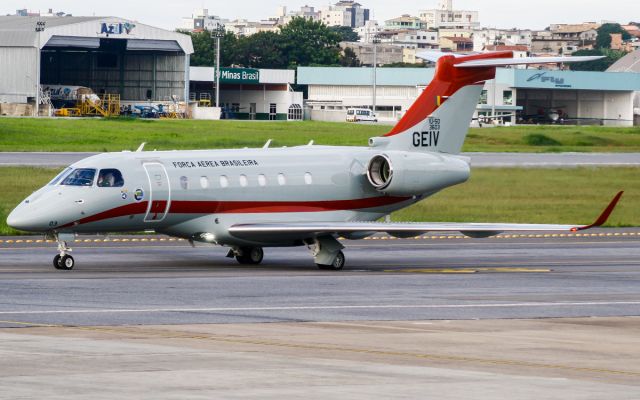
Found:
228,192 -> 623,241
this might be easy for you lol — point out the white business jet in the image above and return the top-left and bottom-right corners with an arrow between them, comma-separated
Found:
7,51 -> 622,270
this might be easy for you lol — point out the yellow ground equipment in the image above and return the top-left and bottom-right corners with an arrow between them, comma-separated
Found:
77,93 -> 120,117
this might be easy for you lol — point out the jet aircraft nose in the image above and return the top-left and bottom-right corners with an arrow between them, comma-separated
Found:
7,205 -> 33,231
6,201 -> 50,232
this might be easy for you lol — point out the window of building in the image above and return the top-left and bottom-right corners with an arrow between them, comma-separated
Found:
304,172 -> 313,185
289,104 -> 302,121
200,176 -> 209,189
269,103 -> 277,120
277,173 -> 286,186
97,169 -> 124,187
239,174 -> 248,187
479,90 -> 488,105
258,174 -> 267,187
503,90 -> 513,106
219,175 -> 229,188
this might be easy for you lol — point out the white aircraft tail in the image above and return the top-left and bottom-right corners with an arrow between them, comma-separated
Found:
376,51 -> 603,155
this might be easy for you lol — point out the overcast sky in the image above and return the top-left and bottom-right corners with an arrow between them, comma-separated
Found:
3,0 -> 638,30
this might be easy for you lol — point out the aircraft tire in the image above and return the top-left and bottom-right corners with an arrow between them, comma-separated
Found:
58,255 -> 75,270
53,254 -> 63,269
316,250 -> 345,271
236,247 -> 264,265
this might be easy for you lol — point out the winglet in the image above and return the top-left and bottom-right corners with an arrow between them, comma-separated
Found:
572,191 -> 624,231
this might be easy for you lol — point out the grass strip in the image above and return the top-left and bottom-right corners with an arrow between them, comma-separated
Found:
0,118 -> 639,152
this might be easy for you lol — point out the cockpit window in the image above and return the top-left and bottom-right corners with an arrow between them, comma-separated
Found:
48,167 -> 72,186
97,169 -> 125,187
60,168 -> 96,186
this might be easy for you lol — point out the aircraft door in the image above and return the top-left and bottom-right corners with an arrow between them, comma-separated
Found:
143,163 -> 171,222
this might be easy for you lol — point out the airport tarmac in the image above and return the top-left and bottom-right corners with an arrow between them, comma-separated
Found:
1,151 -> 639,168
1,232 -> 639,398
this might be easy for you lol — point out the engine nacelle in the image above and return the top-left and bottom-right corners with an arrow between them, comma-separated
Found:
366,151 -> 470,196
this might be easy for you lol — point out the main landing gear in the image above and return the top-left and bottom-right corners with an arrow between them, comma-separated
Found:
53,235 -> 74,270
309,236 -> 346,271
229,246 -> 264,265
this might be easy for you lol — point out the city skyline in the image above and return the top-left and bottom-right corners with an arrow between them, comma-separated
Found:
3,0 -> 638,31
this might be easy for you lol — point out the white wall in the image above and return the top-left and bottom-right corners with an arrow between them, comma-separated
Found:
0,47 -> 38,103
603,91 -> 634,126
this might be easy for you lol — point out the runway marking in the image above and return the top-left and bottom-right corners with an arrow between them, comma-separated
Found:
387,267 -> 552,274
0,301 -> 638,315
0,233 -> 639,249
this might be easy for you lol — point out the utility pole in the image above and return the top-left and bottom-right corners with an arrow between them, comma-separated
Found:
35,20 -> 46,117
372,34 -> 380,114
211,24 -> 225,108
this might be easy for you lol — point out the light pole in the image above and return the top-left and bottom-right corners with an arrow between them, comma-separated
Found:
372,34 -> 380,114
35,20 -> 46,117
211,24 -> 225,108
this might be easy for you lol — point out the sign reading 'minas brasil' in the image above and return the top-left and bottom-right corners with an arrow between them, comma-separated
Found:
218,68 -> 260,84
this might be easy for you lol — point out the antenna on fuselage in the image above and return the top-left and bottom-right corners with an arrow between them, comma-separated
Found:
135,142 -> 146,152
307,140 -> 314,146
263,139 -> 272,149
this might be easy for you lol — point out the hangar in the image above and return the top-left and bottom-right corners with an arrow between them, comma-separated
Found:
189,66 -> 303,120
0,16 -> 193,116
298,66 -> 640,126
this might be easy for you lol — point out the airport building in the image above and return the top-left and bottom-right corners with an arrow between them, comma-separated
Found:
0,16 -> 193,116
189,67 -> 303,120
297,66 -> 640,126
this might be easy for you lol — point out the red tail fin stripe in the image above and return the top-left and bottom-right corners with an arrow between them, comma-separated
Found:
385,51 -> 513,137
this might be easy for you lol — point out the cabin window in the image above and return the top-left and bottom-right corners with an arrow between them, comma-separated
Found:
304,172 -> 313,185
258,174 -> 267,187
219,175 -> 229,188
200,176 -> 209,189
239,174 -> 248,187
180,176 -> 188,190
277,173 -> 286,186
48,167 -> 72,186
61,168 -> 96,187
97,169 -> 124,187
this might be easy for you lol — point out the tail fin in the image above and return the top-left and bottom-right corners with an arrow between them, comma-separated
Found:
374,51 -> 604,155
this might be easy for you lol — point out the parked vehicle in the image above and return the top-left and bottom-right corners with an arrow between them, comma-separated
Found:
346,108 -> 377,122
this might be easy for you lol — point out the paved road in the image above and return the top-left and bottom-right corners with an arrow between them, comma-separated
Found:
1,151 -> 639,167
2,232 -> 639,398
0,231 -> 638,327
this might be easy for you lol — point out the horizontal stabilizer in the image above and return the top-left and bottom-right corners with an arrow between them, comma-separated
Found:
454,55 -> 605,68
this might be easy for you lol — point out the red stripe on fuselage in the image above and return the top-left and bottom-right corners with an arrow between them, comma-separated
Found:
59,196 -> 411,228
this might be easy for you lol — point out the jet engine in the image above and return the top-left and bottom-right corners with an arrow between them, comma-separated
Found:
366,151 -> 470,196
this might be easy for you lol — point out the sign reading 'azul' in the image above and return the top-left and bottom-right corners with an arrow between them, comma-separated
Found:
218,68 -> 260,84
100,22 -> 136,35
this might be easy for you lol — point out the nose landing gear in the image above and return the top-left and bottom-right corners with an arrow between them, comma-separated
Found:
53,234 -> 74,270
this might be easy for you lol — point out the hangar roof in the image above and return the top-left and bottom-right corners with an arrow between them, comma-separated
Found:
297,66 -> 640,91
607,50 -> 640,73
0,16 -> 193,54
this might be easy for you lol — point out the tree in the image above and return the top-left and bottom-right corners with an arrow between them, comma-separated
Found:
236,31 -> 286,68
180,30 -> 240,67
329,26 -> 360,42
569,48 -> 626,71
279,17 -> 342,68
339,47 -> 360,67
595,23 -> 632,49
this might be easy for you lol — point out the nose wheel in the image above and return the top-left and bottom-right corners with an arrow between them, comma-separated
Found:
54,254 -> 75,270
53,235 -> 75,270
